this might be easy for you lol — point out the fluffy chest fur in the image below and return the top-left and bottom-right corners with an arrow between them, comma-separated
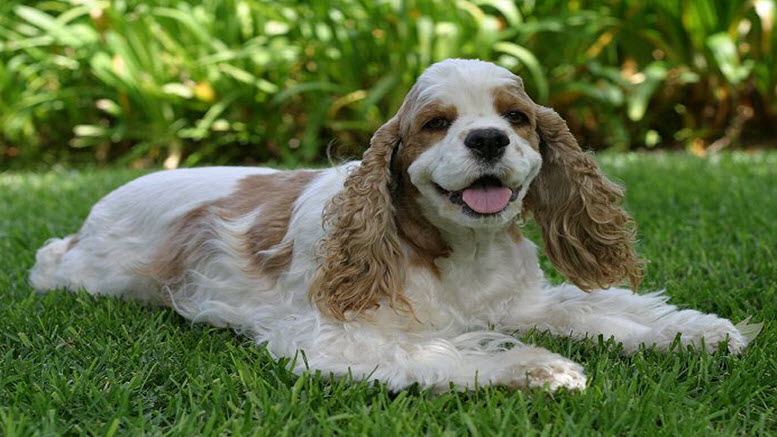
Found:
401,233 -> 544,331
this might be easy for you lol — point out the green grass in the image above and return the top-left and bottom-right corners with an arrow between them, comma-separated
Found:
1,153 -> 776,435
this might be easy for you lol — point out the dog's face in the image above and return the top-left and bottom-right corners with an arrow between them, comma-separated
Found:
396,60 -> 542,229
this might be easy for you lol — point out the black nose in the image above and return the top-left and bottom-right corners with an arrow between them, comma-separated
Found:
464,128 -> 509,160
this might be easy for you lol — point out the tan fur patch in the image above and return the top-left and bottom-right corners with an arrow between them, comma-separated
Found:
141,170 -> 319,285
394,101 -> 454,277
508,223 -> 522,244
399,102 -> 458,165
234,171 -> 319,274
526,106 -> 643,291
66,233 -> 80,250
393,180 -> 450,278
491,86 -> 539,150
141,203 -> 214,282
310,117 -> 409,321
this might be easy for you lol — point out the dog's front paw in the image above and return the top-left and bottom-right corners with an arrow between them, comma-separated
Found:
497,347 -> 587,392
518,358 -> 587,392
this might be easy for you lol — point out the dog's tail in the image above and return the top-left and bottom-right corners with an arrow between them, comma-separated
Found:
29,236 -> 76,292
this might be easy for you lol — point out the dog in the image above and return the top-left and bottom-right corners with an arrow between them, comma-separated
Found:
30,59 -> 752,392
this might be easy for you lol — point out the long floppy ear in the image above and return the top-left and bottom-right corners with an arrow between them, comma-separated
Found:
526,106 -> 643,290
310,116 -> 409,321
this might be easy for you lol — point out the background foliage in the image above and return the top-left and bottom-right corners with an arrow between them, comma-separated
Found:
1,0 -> 776,168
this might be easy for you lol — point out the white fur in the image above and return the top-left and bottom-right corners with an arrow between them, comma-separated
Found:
30,60 -> 751,392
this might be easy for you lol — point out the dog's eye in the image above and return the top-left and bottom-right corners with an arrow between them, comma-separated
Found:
423,117 -> 451,131
504,110 -> 529,125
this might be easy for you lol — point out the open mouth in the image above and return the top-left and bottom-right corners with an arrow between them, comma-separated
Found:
435,175 -> 520,217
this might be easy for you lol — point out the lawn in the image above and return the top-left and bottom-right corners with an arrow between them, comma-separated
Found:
1,153 -> 776,435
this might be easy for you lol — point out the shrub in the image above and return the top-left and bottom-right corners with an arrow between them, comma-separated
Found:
1,0 -> 775,168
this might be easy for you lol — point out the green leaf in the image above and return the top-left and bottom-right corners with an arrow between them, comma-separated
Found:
473,0 -> 522,27
706,32 -> 753,85
735,316 -> 764,343
270,82 -> 347,105
493,41 -> 548,102
627,63 -> 668,122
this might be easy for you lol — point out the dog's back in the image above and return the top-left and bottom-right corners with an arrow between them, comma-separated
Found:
29,166 -> 275,301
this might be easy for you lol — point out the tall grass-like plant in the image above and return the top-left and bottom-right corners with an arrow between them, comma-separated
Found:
0,0 -> 775,168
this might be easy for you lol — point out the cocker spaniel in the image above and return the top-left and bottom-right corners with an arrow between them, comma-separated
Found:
31,59 -> 753,392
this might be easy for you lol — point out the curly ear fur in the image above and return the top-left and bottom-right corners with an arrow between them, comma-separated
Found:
310,117 -> 409,321
526,106 -> 644,291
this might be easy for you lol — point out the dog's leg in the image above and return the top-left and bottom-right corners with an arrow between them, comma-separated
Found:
281,326 -> 586,392
508,285 -> 752,354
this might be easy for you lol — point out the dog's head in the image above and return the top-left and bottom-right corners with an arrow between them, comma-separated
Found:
312,59 -> 643,320
398,59 -> 541,230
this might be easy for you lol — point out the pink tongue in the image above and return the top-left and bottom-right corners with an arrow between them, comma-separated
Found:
462,186 -> 513,214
